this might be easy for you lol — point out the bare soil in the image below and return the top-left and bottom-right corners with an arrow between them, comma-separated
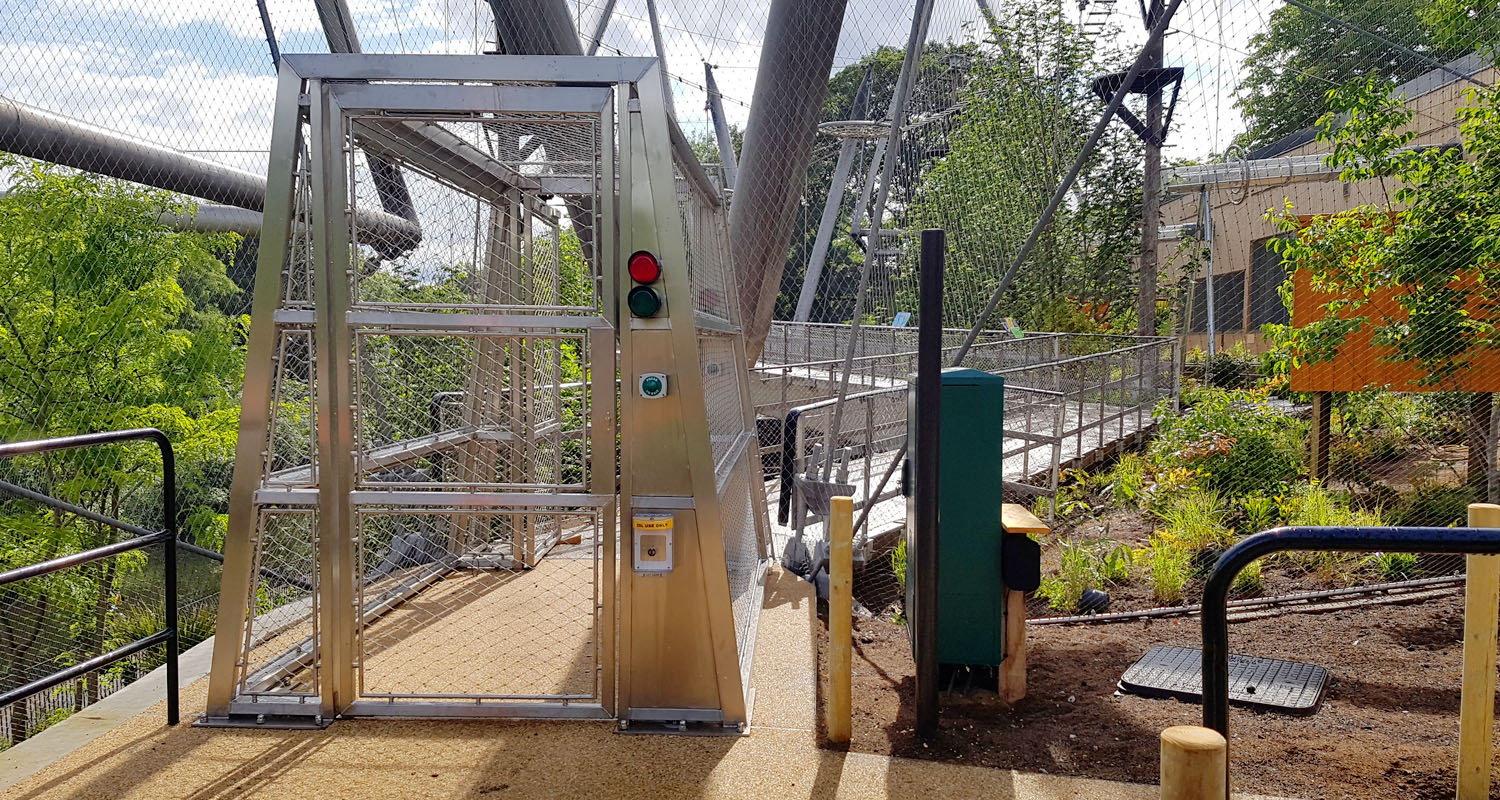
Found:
826,592 -> 1500,800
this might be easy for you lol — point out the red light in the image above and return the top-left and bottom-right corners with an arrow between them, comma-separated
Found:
628,251 -> 661,284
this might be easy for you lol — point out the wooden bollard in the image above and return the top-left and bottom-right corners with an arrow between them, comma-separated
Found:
826,496 -> 854,744
1160,725 -> 1227,800
1457,503 -> 1500,799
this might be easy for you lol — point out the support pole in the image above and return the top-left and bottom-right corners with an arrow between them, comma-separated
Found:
1137,0 -> 1166,337
841,0 -> 1189,532
1309,391 -> 1332,484
1200,186 -> 1216,356
826,495 -> 854,744
914,228 -> 945,740
1160,726 -> 1228,800
644,0 -> 676,118
1468,393 -> 1493,497
704,63 -> 739,190
1457,503 -> 1500,800
793,69 -> 874,322
732,0 -> 850,362
584,0 -> 618,56
952,0 -> 1188,362
821,0 -> 934,484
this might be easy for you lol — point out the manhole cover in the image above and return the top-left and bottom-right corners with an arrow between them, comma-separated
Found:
1119,645 -> 1328,714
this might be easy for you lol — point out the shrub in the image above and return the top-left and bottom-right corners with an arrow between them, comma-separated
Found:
890,538 -> 908,595
1152,386 -> 1305,499
1105,454 -> 1149,508
1144,533 -> 1192,605
1242,493 -> 1278,534
1039,541 -> 1095,611
1391,482 -> 1474,528
1038,538 -> 1134,612
1372,551 -> 1419,581
1231,559 -> 1264,595
1154,489 -> 1232,552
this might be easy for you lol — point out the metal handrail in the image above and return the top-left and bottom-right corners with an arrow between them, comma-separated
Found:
1202,525 -> 1500,737
0,429 -> 179,726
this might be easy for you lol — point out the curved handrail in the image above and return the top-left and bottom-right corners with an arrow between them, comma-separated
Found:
1202,524 -> 1500,735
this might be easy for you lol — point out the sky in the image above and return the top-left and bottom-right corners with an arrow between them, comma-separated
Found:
0,0 -> 1273,183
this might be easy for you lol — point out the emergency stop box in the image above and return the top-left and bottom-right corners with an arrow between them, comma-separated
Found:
902,367 -> 1038,667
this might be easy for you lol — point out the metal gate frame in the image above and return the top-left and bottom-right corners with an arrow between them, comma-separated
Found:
204,54 -> 769,728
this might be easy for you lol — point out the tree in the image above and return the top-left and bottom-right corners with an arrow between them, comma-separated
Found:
0,157 -> 244,739
900,0 -> 1143,329
1268,77 -> 1500,383
1234,0 -> 1470,154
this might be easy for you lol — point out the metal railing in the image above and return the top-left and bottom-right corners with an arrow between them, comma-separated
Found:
0,429 -> 180,729
1201,525 -> 1500,736
763,331 -> 1178,557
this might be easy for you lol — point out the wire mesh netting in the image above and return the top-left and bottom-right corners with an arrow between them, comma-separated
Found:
0,0 -> 1497,777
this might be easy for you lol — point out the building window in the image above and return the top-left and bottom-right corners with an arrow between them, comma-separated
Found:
1189,270 -> 1244,334
1249,235 -> 1291,328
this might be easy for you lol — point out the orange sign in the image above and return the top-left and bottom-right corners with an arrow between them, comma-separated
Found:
1288,269 -> 1500,392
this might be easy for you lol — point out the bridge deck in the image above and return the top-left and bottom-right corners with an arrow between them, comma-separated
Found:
766,399 -> 1157,559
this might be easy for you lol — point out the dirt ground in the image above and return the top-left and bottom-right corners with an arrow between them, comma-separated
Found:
827,592 -> 1499,800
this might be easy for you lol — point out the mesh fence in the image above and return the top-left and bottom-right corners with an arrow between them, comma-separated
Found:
0,0 -> 1498,772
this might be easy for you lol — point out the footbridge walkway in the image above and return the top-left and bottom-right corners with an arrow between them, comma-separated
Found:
752,321 -> 1180,561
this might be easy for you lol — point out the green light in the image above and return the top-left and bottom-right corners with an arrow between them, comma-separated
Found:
628,286 -> 662,317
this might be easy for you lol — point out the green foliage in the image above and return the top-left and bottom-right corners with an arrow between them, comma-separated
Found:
1152,386 -> 1305,499
899,0 -> 1142,328
1154,489 -> 1233,552
1232,559 -> 1264,595
1104,455 -> 1149,508
1373,551 -> 1420,581
890,537 -> 908,595
0,158 -> 245,736
1242,493 -> 1279,534
1233,0 -> 1469,152
1038,537 -> 1132,612
1039,541 -> 1094,612
1144,533 -> 1192,605
1390,481 -> 1474,527
1269,79 -> 1500,387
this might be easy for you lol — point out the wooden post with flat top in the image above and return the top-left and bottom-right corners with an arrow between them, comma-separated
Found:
1457,503 -> 1500,799
1160,725 -> 1227,800
826,495 -> 853,744
1000,503 -> 1047,703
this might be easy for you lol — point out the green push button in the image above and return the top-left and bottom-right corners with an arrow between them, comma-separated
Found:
638,373 -> 668,398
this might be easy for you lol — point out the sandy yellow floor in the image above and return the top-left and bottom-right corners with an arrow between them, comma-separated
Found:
0,568 -> 1172,800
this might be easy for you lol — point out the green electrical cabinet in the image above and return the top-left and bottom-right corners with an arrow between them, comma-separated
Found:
902,367 -> 1015,667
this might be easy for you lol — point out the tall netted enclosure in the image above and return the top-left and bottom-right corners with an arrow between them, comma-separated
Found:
201,55 -> 770,727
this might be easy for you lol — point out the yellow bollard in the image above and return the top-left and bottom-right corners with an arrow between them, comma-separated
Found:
1457,503 -> 1500,799
826,495 -> 853,744
1160,725 -> 1227,800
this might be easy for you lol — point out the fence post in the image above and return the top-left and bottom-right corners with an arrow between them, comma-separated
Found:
1160,725 -> 1227,800
1458,502 -> 1500,799
826,495 -> 853,744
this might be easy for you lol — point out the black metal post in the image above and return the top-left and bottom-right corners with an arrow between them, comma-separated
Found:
914,228 -> 945,739
1203,525 -> 1500,737
161,437 -> 179,727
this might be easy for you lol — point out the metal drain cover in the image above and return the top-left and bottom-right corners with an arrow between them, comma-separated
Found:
1119,645 -> 1329,714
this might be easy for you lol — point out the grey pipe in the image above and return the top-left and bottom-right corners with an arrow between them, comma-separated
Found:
0,95 -> 420,254
733,0 -> 852,363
